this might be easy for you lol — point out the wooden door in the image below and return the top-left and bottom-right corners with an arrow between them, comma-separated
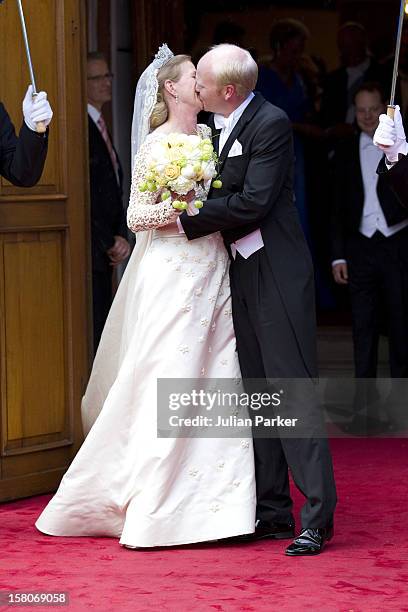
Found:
0,0 -> 90,501
131,0 -> 186,75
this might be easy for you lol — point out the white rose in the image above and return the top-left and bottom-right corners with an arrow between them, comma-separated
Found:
189,148 -> 202,161
154,162 -> 167,174
169,176 -> 195,194
202,160 -> 216,180
150,142 -> 167,161
181,164 -> 196,179
187,134 -> 201,147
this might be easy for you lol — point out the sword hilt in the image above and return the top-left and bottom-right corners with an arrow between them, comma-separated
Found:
387,105 -> 396,119
31,92 -> 47,134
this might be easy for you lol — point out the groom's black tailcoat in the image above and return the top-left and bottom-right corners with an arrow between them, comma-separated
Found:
181,93 -> 337,528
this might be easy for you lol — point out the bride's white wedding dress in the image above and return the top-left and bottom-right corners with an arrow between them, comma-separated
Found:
35,125 -> 256,547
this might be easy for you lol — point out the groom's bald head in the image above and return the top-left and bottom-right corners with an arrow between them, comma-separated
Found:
196,44 -> 258,115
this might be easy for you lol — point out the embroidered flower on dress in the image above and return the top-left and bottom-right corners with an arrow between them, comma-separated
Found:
181,305 -> 192,313
179,345 -> 189,354
200,318 -> 209,327
240,440 -> 250,449
210,503 -> 220,513
188,468 -> 199,477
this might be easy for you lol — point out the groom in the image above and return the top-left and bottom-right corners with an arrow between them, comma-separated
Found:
179,44 -> 337,556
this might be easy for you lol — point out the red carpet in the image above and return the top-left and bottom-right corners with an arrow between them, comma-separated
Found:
1,439 -> 408,611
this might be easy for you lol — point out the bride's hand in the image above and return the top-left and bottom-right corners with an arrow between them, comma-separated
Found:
155,205 -> 183,232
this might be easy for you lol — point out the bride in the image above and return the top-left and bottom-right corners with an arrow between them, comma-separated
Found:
35,44 -> 255,548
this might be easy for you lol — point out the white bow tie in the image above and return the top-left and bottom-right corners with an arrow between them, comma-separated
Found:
214,113 -> 234,131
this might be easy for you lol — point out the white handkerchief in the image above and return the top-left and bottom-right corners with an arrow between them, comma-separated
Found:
227,139 -> 243,157
230,229 -> 264,260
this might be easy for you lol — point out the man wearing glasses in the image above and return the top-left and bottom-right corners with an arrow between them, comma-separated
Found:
87,52 -> 130,352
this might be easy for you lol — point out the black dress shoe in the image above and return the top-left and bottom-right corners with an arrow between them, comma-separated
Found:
239,519 -> 295,542
285,526 -> 333,556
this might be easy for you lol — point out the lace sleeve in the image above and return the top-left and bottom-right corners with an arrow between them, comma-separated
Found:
195,124 -> 214,200
197,124 -> 212,140
127,138 -> 179,233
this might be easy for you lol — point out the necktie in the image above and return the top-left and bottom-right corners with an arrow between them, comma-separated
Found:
213,114 -> 233,130
97,115 -> 119,183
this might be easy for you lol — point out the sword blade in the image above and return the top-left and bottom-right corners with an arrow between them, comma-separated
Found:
390,0 -> 406,106
16,0 -> 37,93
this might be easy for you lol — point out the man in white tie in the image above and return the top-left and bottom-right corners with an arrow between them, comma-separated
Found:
179,44 -> 337,557
87,52 -> 130,352
331,83 -> 408,405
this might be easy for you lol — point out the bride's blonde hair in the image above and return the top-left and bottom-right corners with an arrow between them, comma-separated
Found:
150,54 -> 191,129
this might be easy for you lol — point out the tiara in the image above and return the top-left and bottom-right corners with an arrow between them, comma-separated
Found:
152,43 -> 174,70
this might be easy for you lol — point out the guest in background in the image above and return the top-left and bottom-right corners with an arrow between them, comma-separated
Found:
257,19 -> 333,309
331,83 -> 408,430
87,52 -> 130,352
257,19 -> 314,241
0,86 -> 52,187
320,22 -> 387,144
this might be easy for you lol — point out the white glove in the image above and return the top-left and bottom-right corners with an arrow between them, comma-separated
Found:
22,84 -> 53,132
373,105 -> 408,162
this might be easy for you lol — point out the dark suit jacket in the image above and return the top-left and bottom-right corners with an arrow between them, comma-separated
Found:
377,154 -> 408,210
180,93 -> 317,377
0,102 -> 48,187
320,59 -> 387,128
88,116 -> 127,272
331,133 -> 408,261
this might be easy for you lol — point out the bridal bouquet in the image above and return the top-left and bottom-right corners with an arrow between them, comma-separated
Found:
139,133 -> 222,212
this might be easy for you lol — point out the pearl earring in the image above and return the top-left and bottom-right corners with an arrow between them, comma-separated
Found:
175,94 -> 179,104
